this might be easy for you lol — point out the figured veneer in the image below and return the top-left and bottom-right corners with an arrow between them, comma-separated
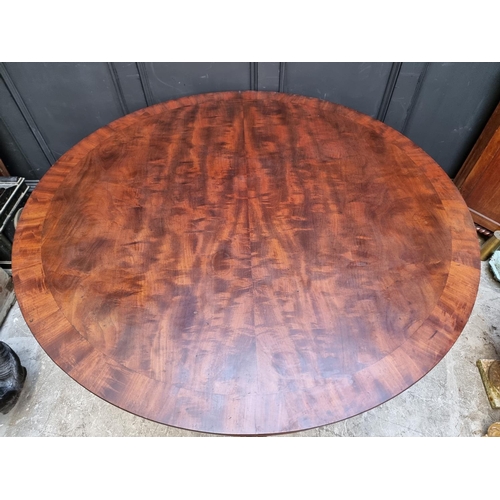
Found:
12,92 -> 480,435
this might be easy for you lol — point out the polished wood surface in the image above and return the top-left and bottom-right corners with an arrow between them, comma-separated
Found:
12,92 -> 480,435
455,100 -> 500,231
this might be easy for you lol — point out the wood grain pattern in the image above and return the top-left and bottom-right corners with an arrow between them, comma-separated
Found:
455,100 -> 500,231
12,91 -> 480,435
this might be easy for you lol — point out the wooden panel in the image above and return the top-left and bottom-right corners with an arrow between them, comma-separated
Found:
469,210 -> 500,232
142,63 -> 252,103
0,74 -> 51,179
283,62 -> 393,117
257,62 -> 280,91
455,101 -> 500,231
460,145 -> 500,211
403,62 -> 500,177
2,62 -> 500,181
4,63 -> 125,160
110,62 -> 148,113
455,102 -> 500,190
376,62 -> 402,122
383,62 -> 428,131
12,92 -> 480,435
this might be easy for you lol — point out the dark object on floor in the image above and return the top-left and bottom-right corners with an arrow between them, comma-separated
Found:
0,341 -> 27,414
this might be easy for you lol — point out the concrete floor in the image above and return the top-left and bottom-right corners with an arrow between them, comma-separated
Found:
1,261 -> 499,437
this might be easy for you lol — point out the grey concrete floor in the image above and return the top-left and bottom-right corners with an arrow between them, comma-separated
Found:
1,261 -> 499,437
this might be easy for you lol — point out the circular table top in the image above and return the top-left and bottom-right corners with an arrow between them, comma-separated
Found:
12,91 -> 480,435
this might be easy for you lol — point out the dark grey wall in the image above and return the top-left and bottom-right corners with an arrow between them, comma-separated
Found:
1,62 -> 499,180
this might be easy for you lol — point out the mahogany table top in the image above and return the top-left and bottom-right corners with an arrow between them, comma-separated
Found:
12,91 -> 480,435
